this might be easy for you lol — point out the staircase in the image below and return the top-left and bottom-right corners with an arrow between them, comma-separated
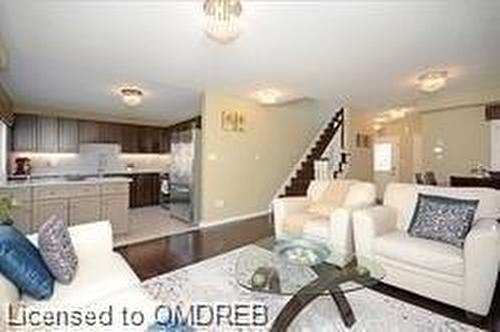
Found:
281,108 -> 349,197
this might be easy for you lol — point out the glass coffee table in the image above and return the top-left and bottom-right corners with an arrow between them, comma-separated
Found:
236,235 -> 385,331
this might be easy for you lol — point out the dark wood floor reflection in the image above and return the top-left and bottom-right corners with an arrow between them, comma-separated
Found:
117,215 -> 499,331
117,215 -> 273,281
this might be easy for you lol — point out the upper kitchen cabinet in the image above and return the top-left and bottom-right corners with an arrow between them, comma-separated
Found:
121,124 -> 139,153
160,128 -> 171,153
58,118 -> 79,153
138,126 -> 161,153
12,114 -> 37,152
37,116 -> 59,152
100,122 -> 122,144
78,120 -> 100,144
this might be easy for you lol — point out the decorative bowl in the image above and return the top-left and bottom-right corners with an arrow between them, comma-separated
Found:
274,238 -> 331,266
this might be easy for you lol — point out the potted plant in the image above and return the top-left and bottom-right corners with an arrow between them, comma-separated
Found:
0,196 -> 16,226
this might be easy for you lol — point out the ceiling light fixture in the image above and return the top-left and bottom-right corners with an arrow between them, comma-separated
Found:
120,87 -> 143,107
387,107 -> 411,120
254,89 -> 283,105
416,70 -> 448,93
203,0 -> 243,44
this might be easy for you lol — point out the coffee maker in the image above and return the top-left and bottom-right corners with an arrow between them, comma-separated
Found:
13,157 -> 31,176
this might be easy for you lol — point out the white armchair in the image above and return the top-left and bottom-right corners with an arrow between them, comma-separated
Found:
273,179 -> 376,266
353,183 -> 500,316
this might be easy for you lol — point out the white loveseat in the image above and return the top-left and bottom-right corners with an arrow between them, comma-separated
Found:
353,183 -> 500,316
0,221 -> 155,331
273,179 -> 376,266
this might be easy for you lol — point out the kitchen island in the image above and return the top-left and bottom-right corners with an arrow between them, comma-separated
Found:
0,176 -> 131,235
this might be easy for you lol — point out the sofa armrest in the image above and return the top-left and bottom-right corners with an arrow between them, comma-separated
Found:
69,221 -> 114,259
272,197 -> 309,237
328,208 -> 354,265
463,219 -> 499,315
352,206 -> 397,260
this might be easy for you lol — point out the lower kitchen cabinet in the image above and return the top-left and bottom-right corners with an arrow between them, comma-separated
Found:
0,187 -> 32,233
11,202 -> 32,234
101,194 -> 129,235
129,173 -> 161,208
69,197 -> 101,226
2,181 -> 130,234
33,199 -> 69,230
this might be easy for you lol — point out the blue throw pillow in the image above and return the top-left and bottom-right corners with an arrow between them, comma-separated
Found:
408,194 -> 479,248
0,225 -> 54,300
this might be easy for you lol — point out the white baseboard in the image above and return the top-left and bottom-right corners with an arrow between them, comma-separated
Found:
200,210 -> 271,229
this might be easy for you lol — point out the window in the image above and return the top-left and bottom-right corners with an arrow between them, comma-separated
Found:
374,143 -> 392,172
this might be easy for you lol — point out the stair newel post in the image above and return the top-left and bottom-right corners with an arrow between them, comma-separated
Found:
339,108 -> 345,150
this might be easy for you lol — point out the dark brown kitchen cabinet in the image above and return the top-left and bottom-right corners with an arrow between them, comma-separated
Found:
138,127 -> 161,153
129,173 -> 161,208
121,125 -> 139,153
58,118 -> 79,153
160,129 -> 171,153
78,120 -> 100,144
37,116 -> 58,152
100,122 -> 122,144
12,114 -> 37,151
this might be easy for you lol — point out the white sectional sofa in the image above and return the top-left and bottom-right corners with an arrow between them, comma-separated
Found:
273,179 -> 376,266
0,221 -> 155,331
353,183 -> 500,316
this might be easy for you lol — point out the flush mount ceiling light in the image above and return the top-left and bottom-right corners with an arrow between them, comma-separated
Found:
120,87 -> 143,107
203,0 -> 242,44
386,107 -> 412,120
416,70 -> 448,93
254,89 -> 283,105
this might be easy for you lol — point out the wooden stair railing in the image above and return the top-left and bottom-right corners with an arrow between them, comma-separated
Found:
282,108 -> 348,197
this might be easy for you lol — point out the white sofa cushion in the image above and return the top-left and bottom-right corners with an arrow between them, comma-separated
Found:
308,180 -> 354,215
374,231 -> 464,277
22,252 -> 140,306
384,183 -> 500,231
283,212 -> 328,237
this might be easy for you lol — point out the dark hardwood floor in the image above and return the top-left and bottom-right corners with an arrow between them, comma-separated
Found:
117,215 -> 274,281
117,215 -> 500,331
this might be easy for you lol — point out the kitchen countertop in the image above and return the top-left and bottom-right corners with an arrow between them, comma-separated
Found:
8,169 -> 166,180
0,176 -> 132,189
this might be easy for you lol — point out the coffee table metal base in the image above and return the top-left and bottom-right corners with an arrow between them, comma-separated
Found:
270,264 -> 357,331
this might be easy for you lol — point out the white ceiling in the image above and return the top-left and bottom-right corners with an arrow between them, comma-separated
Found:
1,0 -> 500,123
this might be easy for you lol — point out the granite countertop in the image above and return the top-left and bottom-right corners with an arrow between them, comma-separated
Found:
8,169 -> 166,180
0,176 -> 132,189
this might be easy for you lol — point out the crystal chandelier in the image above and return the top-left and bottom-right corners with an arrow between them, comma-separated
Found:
203,0 -> 242,44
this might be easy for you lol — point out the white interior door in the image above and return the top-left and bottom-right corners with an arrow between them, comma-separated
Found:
373,136 -> 400,199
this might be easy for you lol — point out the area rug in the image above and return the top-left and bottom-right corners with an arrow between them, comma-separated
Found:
142,245 -> 482,332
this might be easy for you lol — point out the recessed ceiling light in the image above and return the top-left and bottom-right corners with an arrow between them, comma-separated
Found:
254,89 -> 283,105
120,87 -> 143,107
416,70 -> 448,93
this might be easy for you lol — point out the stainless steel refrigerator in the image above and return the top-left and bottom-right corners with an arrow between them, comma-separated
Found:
169,124 -> 201,224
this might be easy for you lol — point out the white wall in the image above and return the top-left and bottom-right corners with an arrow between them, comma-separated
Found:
421,105 -> 489,182
200,93 -> 333,224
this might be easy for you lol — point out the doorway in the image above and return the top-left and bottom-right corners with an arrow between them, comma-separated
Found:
373,136 -> 400,199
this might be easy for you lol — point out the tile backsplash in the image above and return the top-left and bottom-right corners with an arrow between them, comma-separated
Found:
10,144 -> 170,175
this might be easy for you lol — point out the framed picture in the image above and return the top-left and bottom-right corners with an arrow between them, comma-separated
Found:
221,110 -> 245,132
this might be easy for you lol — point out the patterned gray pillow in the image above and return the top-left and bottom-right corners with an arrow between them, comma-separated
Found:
38,217 -> 78,284
408,194 -> 479,248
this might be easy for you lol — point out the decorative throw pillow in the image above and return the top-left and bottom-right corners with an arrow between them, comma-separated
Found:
408,194 -> 479,248
38,217 -> 78,284
0,225 -> 54,299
